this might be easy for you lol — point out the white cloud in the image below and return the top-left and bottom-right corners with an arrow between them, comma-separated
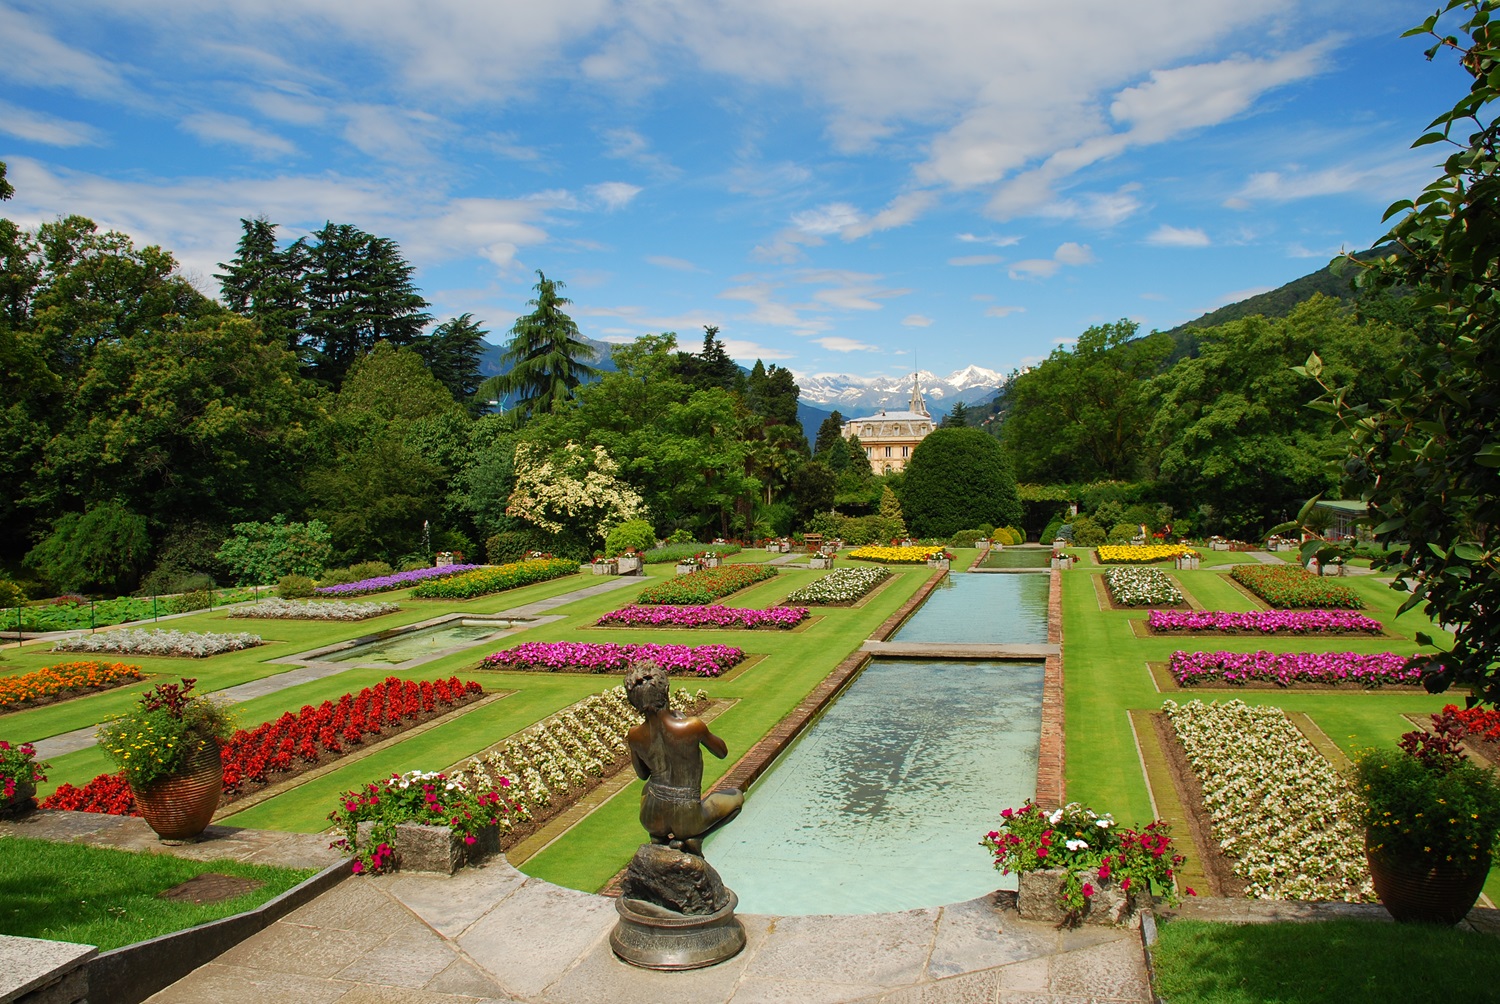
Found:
1037,187 -> 1143,228
646,254 -> 703,271
841,191 -> 936,239
0,101 -> 102,146
340,103 -> 447,163
1054,242 -> 1096,265
949,254 -> 1003,266
181,112 -> 297,159
902,314 -> 933,327
1235,154 -> 1433,204
957,232 -> 1021,247
601,127 -> 678,176
791,202 -> 862,236
588,181 -> 642,210
985,305 -> 1025,317
1008,259 -> 1060,280
0,5 -> 137,101
817,336 -> 881,352
245,89 -> 330,127
723,338 -> 795,361
1146,224 -> 1210,247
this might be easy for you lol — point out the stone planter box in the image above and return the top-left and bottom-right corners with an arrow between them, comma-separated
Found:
617,555 -> 642,575
926,558 -> 951,570
592,561 -> 618,575
1210,541 -> 1230,551
356,820 -> 499,874
676,563 -> 698,576
1051,556 -> 1074,570
1175,555 -> 1200,570
974,541 -> 991,550
1052,539 -> 1070,551
701,555 -> 722,569
809,555 -> 833,570
1017,868 -> 1138,926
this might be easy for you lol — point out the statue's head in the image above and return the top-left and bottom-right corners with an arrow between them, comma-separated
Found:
624,660 -> 670,715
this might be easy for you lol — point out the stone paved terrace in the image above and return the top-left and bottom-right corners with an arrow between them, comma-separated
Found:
142,858 -> 1155,1004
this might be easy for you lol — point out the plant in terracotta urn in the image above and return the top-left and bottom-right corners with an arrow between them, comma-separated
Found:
1351,708 -> 1500,925
97,678 -> 234,841
0,740 -> 49,817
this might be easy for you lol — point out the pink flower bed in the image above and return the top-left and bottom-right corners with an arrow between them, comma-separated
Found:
1168,650 -> 1420,688
594,604 -> 808,630
481,641 -> 744,677
1148,609 -> 1382,635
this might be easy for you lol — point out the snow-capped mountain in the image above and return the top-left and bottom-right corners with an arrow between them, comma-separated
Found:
796,367 -> 1006,416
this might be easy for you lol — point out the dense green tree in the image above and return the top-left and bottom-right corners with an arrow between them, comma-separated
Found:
301,223 -> 432,388
999,321 -> 1172,482
941,401 -> 971,428
417,312 -> 488,408
813,410 -> 846,459
1149,296 -> 1405,536
901,427 -> 1023,537
337,342 -> 461,427
747,359 -> 801,427
214,515 -> 332,585
493,271 -> 598,420
677,325 -> 741,393
1306,1 -> 1500,703
215,217 -> 309,359
25,500 -> 151,594
788,460 -> 836,523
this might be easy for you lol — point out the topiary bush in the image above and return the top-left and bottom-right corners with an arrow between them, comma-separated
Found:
277,574 -> 315,598
1108,521 -> 1140,543
900,428 -> 1023,538
667,528 -> 695,544
1041,517 -> 1065,543
605,519 -> 658,558
947,529 -> 988,547
1069,514 -> 1106,547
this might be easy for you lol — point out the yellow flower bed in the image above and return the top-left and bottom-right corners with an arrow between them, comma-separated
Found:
848,545 -> 947,564
1096,544 -> 1190,564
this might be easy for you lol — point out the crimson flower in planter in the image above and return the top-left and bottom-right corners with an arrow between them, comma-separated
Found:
0,740 -> 48,799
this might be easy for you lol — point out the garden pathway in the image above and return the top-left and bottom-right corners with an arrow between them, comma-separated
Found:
142,855 -> 1156,1004
27,576 -> 645,760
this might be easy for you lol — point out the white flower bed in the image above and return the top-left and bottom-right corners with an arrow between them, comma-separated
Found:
1162,698 -> 1373,902
783,566 -> 891,605
455,684 -> 705,821
228,598 -> 401,621
1104,566 -> 1183,606
52,629 -> 262,658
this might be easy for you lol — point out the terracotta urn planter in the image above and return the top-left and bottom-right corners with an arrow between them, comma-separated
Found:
132,740 -> 223,841
1365,837 -> 1490,925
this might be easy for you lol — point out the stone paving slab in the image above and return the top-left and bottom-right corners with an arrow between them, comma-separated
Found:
0,810 -> 345,869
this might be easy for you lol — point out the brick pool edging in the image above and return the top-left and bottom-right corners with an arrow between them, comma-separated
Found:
1035,569 -> 1066,809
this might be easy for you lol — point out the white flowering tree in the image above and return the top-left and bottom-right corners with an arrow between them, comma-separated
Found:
506,441 -> 648,545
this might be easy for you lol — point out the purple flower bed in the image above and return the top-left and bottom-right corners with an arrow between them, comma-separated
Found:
481,641 -> 744,677
1148,609 -> 1382,635
1168,650 -> 1421,688
594,604 -> 809,630
315,565 -> 484,596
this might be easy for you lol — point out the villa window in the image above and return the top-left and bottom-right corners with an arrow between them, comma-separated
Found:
884,446 -> 892,457
902,446 -> 909,457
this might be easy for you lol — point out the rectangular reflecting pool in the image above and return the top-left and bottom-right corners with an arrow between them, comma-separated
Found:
979,547 -> 1053,569
889,572 -> 1049,645
704,658 -> 1043,915
323,620 -> 518,667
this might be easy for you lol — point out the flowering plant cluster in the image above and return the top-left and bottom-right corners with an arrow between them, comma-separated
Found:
315,564 -> 483,596
1147,609 -> 1382,635
219,676 -> 481,794
0,740 -> 48,800
456,684 -> 704,815
594,604 -> 808,630
1167,650 -> 1420,688
329,770 -> 522,874
482,641 -> 743,677
228,598 -> 402,621
1230,565 -> 1364,609
635,564 -> 778,605
783,566 -> 891,605
981,801 -> 1187,924
506,441 -> 649,543
1351,708 -> 1500,873
52,629 -> 262,658
1163,698 -> 1374,901
408,559 -> 578,599
39,771 -> 136,814
1103,567 -> 1183,606
1096,544 -> 1190,564
0,661 -> 144,710
96,678 -> 236,790
848,545 -> 947,563
1449,703 -> 1500,742
641,542 -> 742,565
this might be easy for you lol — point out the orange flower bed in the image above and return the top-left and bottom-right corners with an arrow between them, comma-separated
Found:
0,662 -> 146,711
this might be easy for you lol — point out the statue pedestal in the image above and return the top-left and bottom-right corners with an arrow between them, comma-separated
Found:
610,893 -> 746,970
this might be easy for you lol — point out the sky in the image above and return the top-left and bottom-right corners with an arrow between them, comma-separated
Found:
0,0 -> 1473,382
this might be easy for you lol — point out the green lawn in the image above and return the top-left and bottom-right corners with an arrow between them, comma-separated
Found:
0,835 -> 314,949
1151,918 -> 1500,1003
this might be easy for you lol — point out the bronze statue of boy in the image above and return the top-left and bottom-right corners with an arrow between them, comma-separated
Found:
624,661 -> 742,854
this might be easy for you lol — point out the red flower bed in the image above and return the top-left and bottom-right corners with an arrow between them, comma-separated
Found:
40,675 -> 484,816
1451,703 -> 1500,742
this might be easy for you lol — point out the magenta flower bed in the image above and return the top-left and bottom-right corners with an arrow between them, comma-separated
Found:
1167,650 -> 1420,688
594,604 -> 808,630
316,565 -> 483,596
1148,609 -> 1382,635
481,641 -> 744,677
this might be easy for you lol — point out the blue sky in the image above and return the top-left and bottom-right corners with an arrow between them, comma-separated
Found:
0,0 -> 1470,381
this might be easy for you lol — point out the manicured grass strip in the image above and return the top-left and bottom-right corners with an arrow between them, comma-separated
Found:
1127,709 -> 1209,896
0,836 -> 314,950
1150,918 -> 1500,1004
1179,571 -> 1262,613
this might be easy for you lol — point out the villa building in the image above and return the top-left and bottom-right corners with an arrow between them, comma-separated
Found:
841,374 -> 934,475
